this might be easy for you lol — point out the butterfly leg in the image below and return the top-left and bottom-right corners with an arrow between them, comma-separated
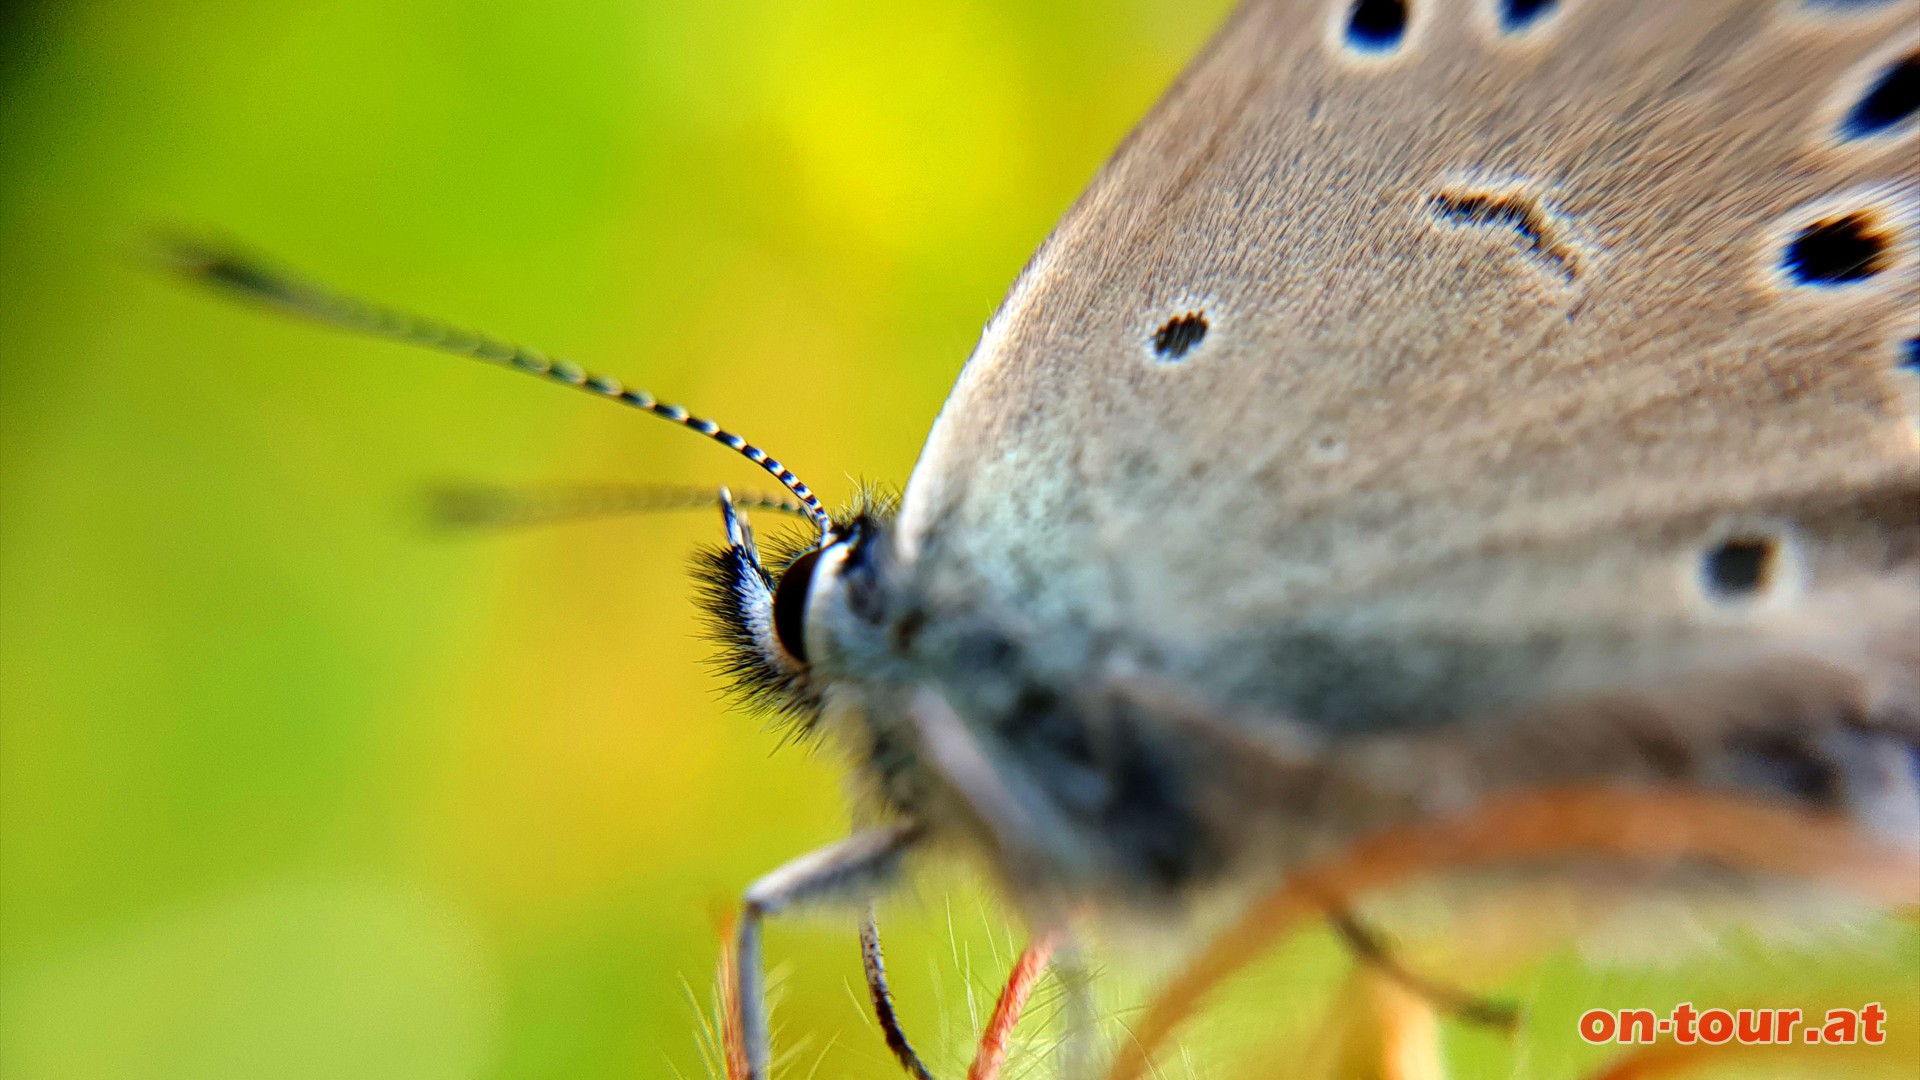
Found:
1328,908 -> 1518,1030
860,907 -> 937,1080
735,821 -> 922,1080
967,931 -> 1057,1080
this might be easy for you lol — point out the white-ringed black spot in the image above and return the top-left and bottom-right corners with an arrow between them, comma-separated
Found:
1841,52 -> 1918,140
1151,312 -> 1209,361
1781,211 -> 1892,285
1345,0 -> 1408,52
1498,0 -> 1556,31
1702,535 -> 1778,600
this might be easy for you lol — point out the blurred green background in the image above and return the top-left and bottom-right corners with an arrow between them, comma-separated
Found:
0,2 -> 1233,1076
2,2 -> 1914,1079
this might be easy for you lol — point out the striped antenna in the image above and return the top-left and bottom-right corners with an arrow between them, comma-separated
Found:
165,237 -> 832,535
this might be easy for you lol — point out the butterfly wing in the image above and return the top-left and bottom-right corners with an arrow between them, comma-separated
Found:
894,0 -> 1918,744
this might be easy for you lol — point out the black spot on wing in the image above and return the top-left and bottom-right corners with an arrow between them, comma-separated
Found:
1841,51 -> 1918,141
1702,536 -> 1778,599
1151,312 -> 1209,361
1345,0 -> 1408,52
1780,211 -> 1893,286
1428,188 -> 1576,279
1803,0 -> 1902,11
1497,0 -> 1556,32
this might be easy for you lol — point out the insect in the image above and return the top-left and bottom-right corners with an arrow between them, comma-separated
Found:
175,0 -> 1918,1076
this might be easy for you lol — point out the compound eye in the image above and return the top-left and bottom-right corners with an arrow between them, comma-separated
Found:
771,546 -> 825,665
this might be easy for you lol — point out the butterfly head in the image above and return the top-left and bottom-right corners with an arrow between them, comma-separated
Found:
693,484 -> 900,732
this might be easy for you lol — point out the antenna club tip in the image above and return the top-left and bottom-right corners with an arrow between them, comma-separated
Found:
422,484 -> 502,529
149,228 -> 230,273
150,229 -> 301,304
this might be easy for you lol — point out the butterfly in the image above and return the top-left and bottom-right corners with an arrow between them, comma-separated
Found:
174,0 -> 1919,1076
